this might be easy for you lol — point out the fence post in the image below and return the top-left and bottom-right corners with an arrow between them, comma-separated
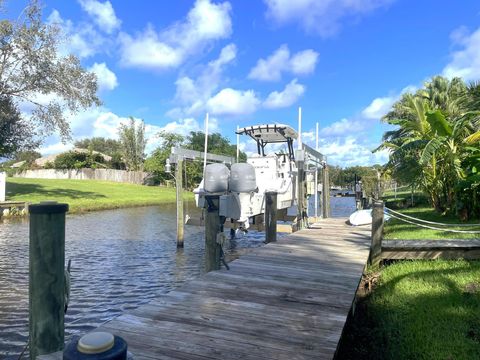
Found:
265,191 -> 277,243
204,196 -> 221,272
176,159 -> 184,248
29,202 -> 69,359
370,200 -> 384,267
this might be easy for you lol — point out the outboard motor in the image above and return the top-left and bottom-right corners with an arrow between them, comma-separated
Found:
204,163 -> 230,193
229,163 -> 257,193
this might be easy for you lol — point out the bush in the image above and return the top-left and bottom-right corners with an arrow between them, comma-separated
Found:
54,151 -> 106,169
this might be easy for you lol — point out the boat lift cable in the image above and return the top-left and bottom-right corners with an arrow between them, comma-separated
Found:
385,210 -> 480,234
385,206 -> 480,227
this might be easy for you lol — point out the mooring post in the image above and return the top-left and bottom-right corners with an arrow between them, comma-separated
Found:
0,171 -> 5,202
176,158 -> 184,248
204,196 -> 221,272
295,149 -> 306,230
29,201 -> 69,360
370,200 -> 384,267
265,191 -> 277,243
322,164 -> 330,218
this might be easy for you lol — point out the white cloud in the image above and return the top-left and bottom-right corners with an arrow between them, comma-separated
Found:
47,10 -> 106,59
249,44 -> 319,81
170,43 -> 237,117
318,137 -> 388,166
321,118 -> 367,137
39,141 -> 74,156
264,0 -> 393,37
361,96 -> 396,119
443,27 -> 480,82
290,49 -> 319,75
89,62 -> 118,91
263,79 -> 305,108
78,0 -> 121,34
207,88 -> 261,115
119,0 -> 232,70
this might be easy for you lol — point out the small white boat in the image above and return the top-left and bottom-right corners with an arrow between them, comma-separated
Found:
349,209 -> 372,226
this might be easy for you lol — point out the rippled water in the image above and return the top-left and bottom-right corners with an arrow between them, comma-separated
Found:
0,196 -> 354,358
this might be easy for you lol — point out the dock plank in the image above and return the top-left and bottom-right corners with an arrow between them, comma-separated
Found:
96,218 -> 371,359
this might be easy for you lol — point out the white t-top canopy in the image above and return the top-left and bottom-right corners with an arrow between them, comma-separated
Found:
236,124 -> 298,143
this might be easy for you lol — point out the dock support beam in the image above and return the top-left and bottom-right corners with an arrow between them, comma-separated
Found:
29,202 -> 69,360
296,151 -> 306,230
370,200 -> 384,267
265,191 -> 277,243
205,196 -> 221,272
322,164 -> 330,218
176,158 -> 184,248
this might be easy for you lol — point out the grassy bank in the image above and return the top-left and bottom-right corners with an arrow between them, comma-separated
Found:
384,206 -> 480,240
6,177 -> 191,213
338,260 -> 480,360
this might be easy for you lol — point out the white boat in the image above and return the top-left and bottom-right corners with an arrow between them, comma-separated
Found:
194,124 -> 302,230
349,209 -> 372,226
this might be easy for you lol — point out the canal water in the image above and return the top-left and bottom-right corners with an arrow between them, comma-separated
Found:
0,196 -> 355,358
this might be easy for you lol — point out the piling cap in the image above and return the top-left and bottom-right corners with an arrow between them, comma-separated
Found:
77,332 -> 115,354
29,201 -> 69,214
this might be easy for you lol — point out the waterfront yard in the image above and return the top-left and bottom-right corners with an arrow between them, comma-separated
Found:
339,260 -> 480,360
6,177 -> 191,213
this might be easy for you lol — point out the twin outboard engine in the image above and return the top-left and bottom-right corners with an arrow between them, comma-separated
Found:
204,163 -> 230,193
203,163 -> 256,193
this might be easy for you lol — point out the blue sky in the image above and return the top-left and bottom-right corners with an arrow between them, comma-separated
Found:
8,0 -> 480,166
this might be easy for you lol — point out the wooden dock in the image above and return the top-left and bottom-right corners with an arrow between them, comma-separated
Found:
94,218 -> 371,360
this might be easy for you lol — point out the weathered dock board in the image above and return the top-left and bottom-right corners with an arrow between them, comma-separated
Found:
382,239 -> 480,260
92,218 -> 371,360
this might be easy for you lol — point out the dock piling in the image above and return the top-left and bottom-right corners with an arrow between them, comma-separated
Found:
370,200 -> 384,266
29,202 -> 69,360
204,196 -> 222,272
265,191 -> 277,243
176,158 -> 184,248
322,164 -> 330,218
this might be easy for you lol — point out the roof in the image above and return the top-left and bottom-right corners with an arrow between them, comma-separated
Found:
236,124 -> 298,143
34,148 -> 112,167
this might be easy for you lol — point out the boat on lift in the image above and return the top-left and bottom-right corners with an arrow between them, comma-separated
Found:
194,124 -> 299,230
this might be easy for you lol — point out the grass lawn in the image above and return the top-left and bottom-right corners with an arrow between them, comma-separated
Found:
384,206 -> 480,240
338,260 -> 480,360
6,177 -> 192,213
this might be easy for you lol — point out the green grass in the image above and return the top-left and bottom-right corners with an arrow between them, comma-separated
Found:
384,206 -> 480,240
6,177 -> 192,213
341,260 -> 480,360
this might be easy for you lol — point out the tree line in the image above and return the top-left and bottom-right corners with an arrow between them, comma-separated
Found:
377,76 -> 480,220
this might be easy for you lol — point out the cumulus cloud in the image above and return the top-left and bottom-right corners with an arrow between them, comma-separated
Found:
249,44 -> 319,81
207,88 -> 261,115
443,26 -> 480,82
78,0 -> 121,34
318,137 -> 389,166
89,62 -> 118,91
169,43 -> 237,117
119,0 -> 232,70
361,96 -> 396,119
263,79 -> 305,108
47,9 -> 107,59
264,0 -> 393,37
321,118 -> 367,137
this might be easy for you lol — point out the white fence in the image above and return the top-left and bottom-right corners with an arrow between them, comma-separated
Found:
14,169 -> 148,185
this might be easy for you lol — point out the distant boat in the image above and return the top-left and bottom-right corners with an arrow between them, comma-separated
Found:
349,209 -> 372,226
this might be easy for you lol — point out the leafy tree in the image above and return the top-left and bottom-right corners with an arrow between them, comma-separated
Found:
0,95 -> 39,158
378,76 -> 480,217
74,137 -> 122,156
0,0 -> 100,141
144,131 -> 185,185
53,150 -> 106,169
118,117 -> 146,171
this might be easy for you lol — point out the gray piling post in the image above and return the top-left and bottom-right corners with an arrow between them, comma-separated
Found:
204,196 -> 221,272
370,200 -> 384,267
265,191 -> 277,243
29,202 -> 69,360
176,158 -> 184,248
